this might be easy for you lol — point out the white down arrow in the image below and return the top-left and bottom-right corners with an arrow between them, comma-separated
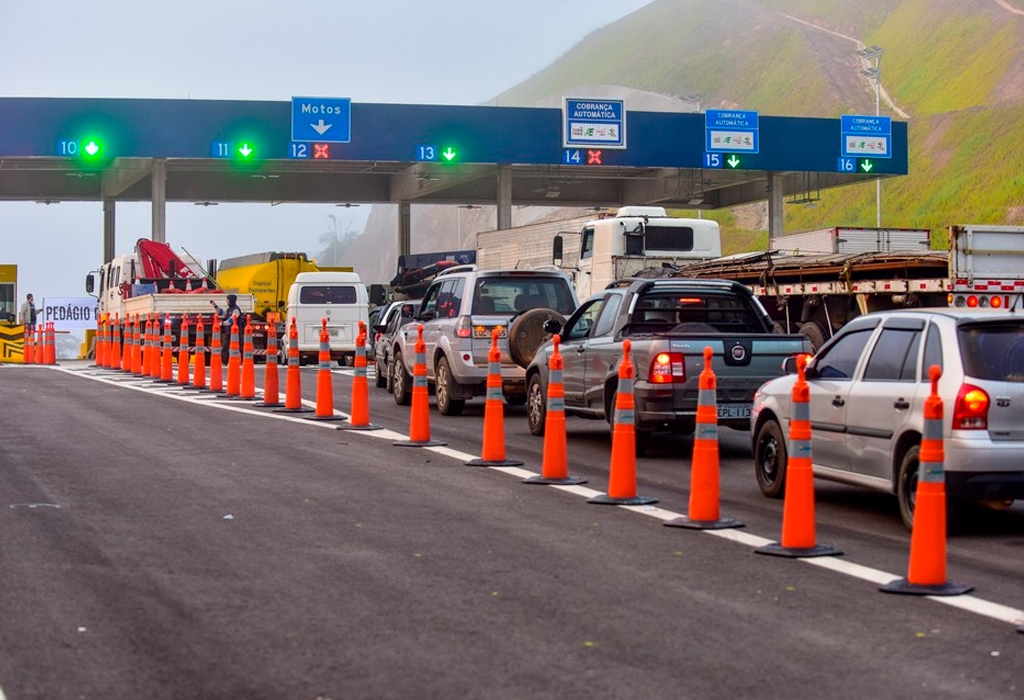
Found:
311,119 -> 333,135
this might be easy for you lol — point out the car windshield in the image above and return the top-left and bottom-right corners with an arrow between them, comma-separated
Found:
473,277 -> 575,315
958,321 -> 1024,382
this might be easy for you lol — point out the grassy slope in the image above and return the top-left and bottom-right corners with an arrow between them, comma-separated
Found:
499,0 -> 1024,250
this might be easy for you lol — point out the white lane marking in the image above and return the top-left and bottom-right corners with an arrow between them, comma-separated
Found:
58,365 -> 1024,630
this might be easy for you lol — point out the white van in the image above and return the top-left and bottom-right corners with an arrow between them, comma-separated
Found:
286,271 -> 368,366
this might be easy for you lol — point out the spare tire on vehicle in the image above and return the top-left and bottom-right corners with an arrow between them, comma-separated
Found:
509,308 -> 565,368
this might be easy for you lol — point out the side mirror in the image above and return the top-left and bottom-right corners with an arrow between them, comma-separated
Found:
781,356 -> 798,374
85,274 -> 95,294
542,318 -> 561,334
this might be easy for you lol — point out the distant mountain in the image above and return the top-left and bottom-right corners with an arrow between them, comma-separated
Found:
341,0 -> 1024,284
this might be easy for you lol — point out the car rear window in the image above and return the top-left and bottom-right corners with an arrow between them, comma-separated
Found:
958,322 -> 1024,382
473,277 -> 575,315
630,291 -> 763,333
299,285 -> 357,304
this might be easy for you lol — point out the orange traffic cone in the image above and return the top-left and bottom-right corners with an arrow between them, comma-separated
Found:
109,315 -> 122,369
881,365 -> 972,596
177,315 -> 191,386
339,321 -> 380,430
466,327 -> 521,465
394,324 -> 446,446
43,322 -> 57,365
34,324 -> 45,365
238,315 -> 257,400
131,315 -> 143,375
23,324 -> 34,365
208,315 -> 225,393
192,315 -> 208,389
275,318 -> 312,413
756,354 -> 841,558
120,316 -> 132,372
306,318 -> 344,421
225,317 -> 241,396
160,315 -> 175,382
255,320 -> 283,407
666,347 -> 743,530
524,335 -> 586,485
148,315 -> 163,380
588,340 -> 656,505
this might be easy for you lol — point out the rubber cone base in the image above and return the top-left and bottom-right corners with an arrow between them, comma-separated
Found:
465,457 -> 525,467
523,475 -> 587,485
273,406 -> 314,414
338,422 -> 383,431
393,438 -> 447,447
879,578 -> 973,596
588,494 -> 658,506
755,542 -> 843,558
254,401 -> 286,408
304,414 -> 347,422
664,516 -> 744,530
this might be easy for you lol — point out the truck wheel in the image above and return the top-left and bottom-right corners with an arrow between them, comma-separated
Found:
798,321 -> 828,352
435,356 -> 465,416
509,309 -> 565,369
374,358 -> 387,388
754,418 -> 787,498
392,351 -> 412,406
526,374 -> 546,436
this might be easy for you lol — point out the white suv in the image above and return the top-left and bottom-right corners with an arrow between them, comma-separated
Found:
751,308 -> 1024,529
390,266 -> 578,415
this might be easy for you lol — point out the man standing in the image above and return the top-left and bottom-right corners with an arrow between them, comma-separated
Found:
19,293 -> 36,334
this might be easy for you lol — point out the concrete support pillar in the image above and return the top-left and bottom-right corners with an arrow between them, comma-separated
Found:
151,158 -> 167,243
102,199 -> 116,264
398,201 -> 412,258
767,172 -> 785,249
497,165 -> 512,230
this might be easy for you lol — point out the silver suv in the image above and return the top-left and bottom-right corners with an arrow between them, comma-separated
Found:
751,308 -> 1024,529
390,265 -> 578,415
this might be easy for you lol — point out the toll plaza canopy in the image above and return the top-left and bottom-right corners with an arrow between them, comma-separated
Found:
0,97 -> 907,254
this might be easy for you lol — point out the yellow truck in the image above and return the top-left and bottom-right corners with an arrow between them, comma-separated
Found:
214,252 -> 352,359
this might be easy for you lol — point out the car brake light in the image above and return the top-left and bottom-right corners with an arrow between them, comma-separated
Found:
455,316 -> 472,338
966,295 -> 979,308
952,383 -> 989,430
649,352 -> 686,383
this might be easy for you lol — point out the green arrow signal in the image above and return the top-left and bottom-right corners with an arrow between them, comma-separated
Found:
238,143 -> 253,158
441,147 -> 457,162
860,159 -> 874,172
84,141 -> 100,157
726,155 -> 741,168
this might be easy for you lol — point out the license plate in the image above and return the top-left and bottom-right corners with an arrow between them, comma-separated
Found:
717,404 -> 751,420
473,325 -> 507,339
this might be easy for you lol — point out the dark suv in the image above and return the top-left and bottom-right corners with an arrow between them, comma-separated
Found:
390,265 -> 578,415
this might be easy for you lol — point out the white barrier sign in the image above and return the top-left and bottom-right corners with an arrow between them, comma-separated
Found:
41,297 -> 99,330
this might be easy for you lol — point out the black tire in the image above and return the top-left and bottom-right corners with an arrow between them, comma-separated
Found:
896,445 -> 919,531
434,356 -> 465,416
754,418 -> 788,498
798,321 -> 829,352
374,358 -> 387,388
392,351 -> 412,406
505,393 -> 527,407
526,374 -> 546,436
509,308 -> 565,369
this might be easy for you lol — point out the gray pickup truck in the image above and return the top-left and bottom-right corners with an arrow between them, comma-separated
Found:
524,278 -> 812,455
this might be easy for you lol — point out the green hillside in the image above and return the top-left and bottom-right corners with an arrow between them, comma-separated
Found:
497,0 -> 1024,248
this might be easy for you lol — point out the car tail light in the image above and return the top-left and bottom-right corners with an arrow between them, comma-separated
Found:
649,352 -> 686,383
990,295 -> 1003,308
952,383 -> 989,430
455,316 -> 472,338
966,295 -> 980,308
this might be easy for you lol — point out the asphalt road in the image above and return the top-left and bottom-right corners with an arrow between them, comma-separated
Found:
1,361 -> 1022,699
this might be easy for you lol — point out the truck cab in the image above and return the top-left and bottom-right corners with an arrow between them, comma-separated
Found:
574,206 -> 722,298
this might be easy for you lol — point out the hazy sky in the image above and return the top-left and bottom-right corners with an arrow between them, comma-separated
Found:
0,0 -> 654,306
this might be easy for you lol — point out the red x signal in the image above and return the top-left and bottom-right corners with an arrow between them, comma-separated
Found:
313,144 -> 331,159
587,150 -> 603,165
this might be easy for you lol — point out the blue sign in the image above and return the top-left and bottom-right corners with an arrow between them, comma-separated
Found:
841,114 -> 891,158
563,98 -> 625,149
291,96 -> 351,143
705,109 -> 759,154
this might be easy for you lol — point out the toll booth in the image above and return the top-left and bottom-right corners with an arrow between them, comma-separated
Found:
0,264 -> 25,363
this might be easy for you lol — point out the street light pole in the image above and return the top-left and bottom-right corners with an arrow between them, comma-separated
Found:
858,45 -> 885,228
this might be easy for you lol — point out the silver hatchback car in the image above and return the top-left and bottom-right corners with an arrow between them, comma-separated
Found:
751,308 -> 1024,529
